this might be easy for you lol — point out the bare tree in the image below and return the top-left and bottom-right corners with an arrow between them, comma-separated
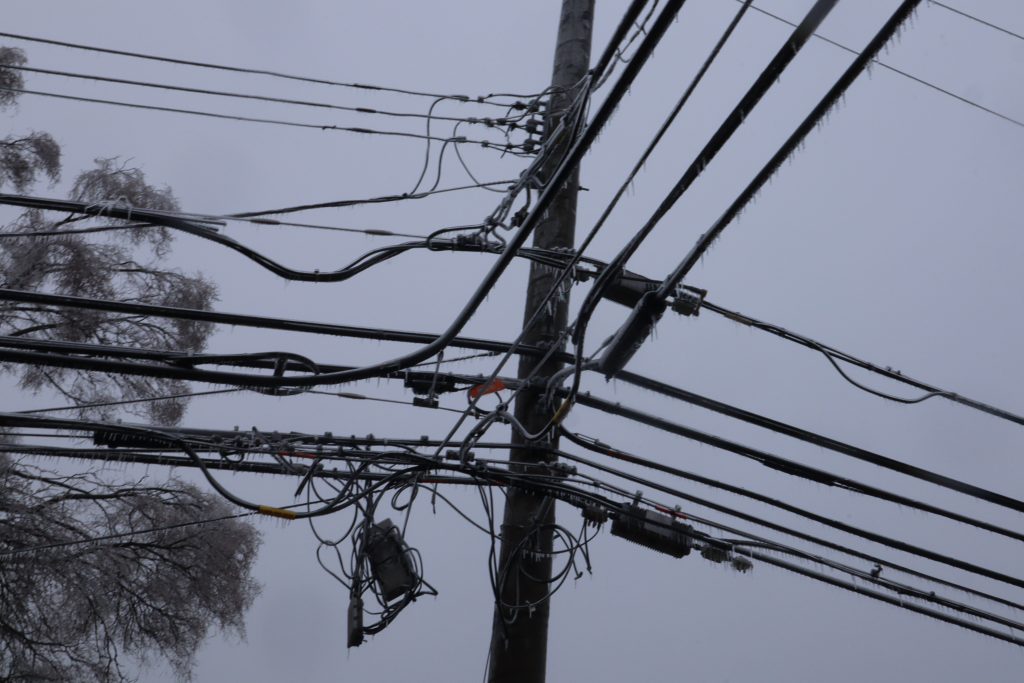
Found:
0,46 -> 217,424
0,453 -> 261,682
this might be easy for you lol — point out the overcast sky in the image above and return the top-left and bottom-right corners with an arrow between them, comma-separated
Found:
3,0 -> 1024,681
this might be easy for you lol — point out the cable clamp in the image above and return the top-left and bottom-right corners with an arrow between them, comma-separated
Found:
671,285 -> 707,316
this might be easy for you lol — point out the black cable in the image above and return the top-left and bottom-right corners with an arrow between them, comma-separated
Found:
590,0 -> 654,85
231,216 -> 431,239
14,405 -> 1024,634
654,0 -> 923,299
556,430 -> 1024,612
569,391 -> 1024,556
739,548 -> 1024,647
3,64 -> 528,126
614,368 -> 1024,513
559,0 -> 753,403
0,86 -> 520,149
2,288 -> 1021,517
4,280 -> 1023,515
5,333 -> 1024,550
740,1 -> 1024,130
931,1 -> 1024,42
230,181 -> 514,218
6,274 -> 1020,516
7,0 -> 685,391
575,0 -> 838,374
701,299 -> 1024,428
0,193 -> 480,282
16,388 -> 240,414
0,30 -> 532,106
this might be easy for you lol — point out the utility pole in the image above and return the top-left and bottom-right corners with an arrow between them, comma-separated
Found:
486,1 -> 593,681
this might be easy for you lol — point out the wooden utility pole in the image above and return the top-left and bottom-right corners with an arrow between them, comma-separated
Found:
486,1 -> 593,681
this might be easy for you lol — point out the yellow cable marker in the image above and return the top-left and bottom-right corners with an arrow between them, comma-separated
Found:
257,505 -> 297,520
551,398 -> 573,426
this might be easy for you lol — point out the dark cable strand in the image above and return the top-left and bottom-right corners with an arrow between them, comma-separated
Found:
740,1 -> 1024,129
0,30 -> 535,106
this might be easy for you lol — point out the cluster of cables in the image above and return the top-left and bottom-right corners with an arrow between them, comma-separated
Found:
6,410 -> 1024,647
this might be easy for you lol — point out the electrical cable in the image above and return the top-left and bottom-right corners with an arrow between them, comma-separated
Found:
0,0 -> 688,391
554,0 -> 753,411
737,547 -> 1024,647
653,0 -> 923,301
614,367 -> 1024,513
8,411 -> 1024,643
930,1 -> 1024,42
16,388 -> 240,414
569,391 -> 1024,552
0,193 -> 489,282
0,507 -> 259,560
0,30 -> 536,106
739,1 -> 1024,130
574,0 -> 839,380
229,180 -> 514,218
4,284 -> 1020,515
2,63 -> 533,126
10,335 -> 1024,552
701,299 -> 1024,428
0,86 -> 524,149
556,430 -> 1024,612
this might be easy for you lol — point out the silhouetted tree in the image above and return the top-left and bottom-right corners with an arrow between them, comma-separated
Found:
0,454 -> 261,682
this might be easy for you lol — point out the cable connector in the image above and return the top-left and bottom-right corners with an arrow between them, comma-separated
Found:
445,448 -> 474,462
596,291 -> 666,379
347,593 -> 364,648
365,519 -> 419,603
671,285 -> 706,317
581,503 -> 609,527
547,462 -> 577,478
403,371 -> 458,396
610,503 -> 693,558
412,396 -> 439,409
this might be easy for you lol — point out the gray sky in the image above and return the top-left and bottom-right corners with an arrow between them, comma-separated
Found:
3,0 -> 1024,680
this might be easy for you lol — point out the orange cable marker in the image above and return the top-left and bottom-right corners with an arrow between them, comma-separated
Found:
469,378 -> 506,399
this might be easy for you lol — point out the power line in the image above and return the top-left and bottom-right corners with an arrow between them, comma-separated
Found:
738,548 -> 1024,647
231,181 -> 513,218
930,1 -> 1024,43
0,508 -> 257,560
9,409 -> 1024,619
580,0 -> 841,378
656,0 -> 922,297
0,86 -> 523,149
584,478 -> 1024,634
0,30 -> 536,106
615,368 -> 1024,513
595,0 -> 922,378
568,392 -> 1024,562
3,63 -> 527,126
16,388 -> 240,414
4,283 -> 1022,517
702,299 -> 1024,428
557,438 -> 1024,613
5,331 -> 1023,552
742,1 -> 1024,130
